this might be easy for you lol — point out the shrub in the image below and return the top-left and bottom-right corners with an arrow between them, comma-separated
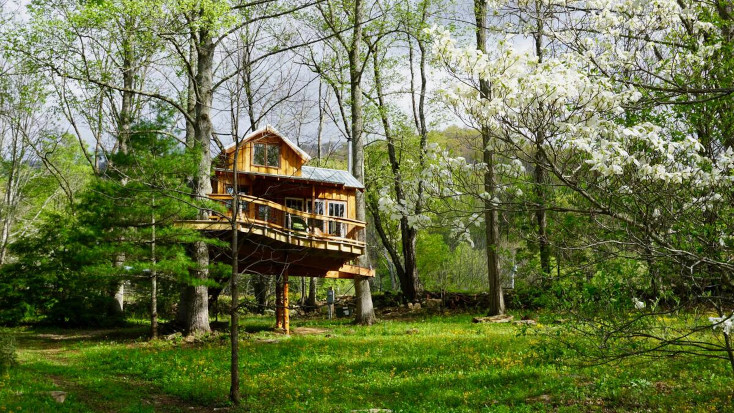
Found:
0,330 -> 17,376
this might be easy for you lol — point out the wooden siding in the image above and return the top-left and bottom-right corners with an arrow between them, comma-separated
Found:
224,132 -> 306,177
214,172 -> 357,220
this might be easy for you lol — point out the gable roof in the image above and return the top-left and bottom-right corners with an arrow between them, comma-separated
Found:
223,125 -> 312,162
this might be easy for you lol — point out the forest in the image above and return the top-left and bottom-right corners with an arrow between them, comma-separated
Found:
0,0 -> 733,411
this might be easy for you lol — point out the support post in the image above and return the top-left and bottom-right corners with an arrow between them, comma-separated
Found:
283,270 -> 289,335
275,274 -> 283,329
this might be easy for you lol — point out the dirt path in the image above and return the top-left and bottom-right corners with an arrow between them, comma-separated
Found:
16,328 -> 231,413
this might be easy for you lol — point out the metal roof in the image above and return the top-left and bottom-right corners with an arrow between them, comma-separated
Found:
301,166 -> 364,189
215,166 -> 364,190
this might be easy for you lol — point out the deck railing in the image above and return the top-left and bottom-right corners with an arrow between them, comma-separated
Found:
207,193 -> 365,246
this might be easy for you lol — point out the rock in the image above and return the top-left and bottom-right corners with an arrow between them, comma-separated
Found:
351,410 -> 393,413
50,391 -> 66,403
514,319 -> 537,326
424,299 -> 442,309
164,332 -> 182,341
406,328 -> 419,335
472,315 -> 514,323
407,302 -> 413,310
527,394 -> 551,403
412,302 -> 421,311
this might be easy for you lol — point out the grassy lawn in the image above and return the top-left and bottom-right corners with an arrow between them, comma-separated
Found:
1,313 -> 733,412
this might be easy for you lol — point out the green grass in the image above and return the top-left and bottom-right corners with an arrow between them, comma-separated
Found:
1,313 -> 733,412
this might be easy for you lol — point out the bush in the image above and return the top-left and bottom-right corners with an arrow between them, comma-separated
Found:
43,295 -> 125,328
0,330 -> 17,376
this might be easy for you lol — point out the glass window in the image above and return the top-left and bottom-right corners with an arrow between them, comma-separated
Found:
266,144 -> 280,167
327,201 -> 346,237
257,205 -> 269,221
285,198 -> 304,211
313,200 -> 325,215
253,143 -> 266,166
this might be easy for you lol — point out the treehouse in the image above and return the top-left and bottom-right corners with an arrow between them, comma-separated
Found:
180,125 -> 373,333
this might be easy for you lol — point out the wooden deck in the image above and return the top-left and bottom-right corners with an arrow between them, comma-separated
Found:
178,193 -> 374,279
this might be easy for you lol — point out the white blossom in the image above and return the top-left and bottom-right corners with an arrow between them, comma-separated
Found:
709,314 -> 733,336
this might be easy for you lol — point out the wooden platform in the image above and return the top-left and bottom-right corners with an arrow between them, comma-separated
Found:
177,193 -> 373,279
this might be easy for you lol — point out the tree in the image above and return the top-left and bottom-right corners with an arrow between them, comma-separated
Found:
19,0 -> 326,335
474,0 -> 504,315
363,0 -> 438,303
429,0 -> 734,372
302,0 -> 377,324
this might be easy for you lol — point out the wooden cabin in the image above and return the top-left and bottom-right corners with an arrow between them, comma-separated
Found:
180,125 -> 373,332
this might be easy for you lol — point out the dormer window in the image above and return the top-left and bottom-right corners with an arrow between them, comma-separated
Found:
253,142 -> 280,168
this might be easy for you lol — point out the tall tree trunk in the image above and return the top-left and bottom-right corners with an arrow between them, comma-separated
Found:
186,38 -> 197,148
533,12 -> 551,279
177,37 -> 198,327
111,21 -> 136,318
242,59 -> 271,315
350,0 -> 375,325
0,150 -> 18,266
119,28 -> 134,156
150,200 -> 158,339
475,0 -> 504,316
179,26 -> 216,335
372,43 -> 421,303
229,136 -> 241,405
316,82 -> 324,165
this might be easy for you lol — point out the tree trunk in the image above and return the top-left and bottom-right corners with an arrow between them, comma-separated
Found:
229,145 -> 240,404
475,0 -> 504,316
533,14 -> 551,279
372,45 -> 421,303
307,277 -> 317,310
252,275 -> 270,314
179,25 -> 216,336
113,282 -> 125,314
186,38 -> 197,148
350,0 -> 375,325
151,202 -> 158,339
300,277 -> 306,306
535,157 -> 550,278
316,83 -> 324,165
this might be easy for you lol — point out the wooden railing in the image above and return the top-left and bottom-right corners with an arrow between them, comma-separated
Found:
207,193 -> 365,246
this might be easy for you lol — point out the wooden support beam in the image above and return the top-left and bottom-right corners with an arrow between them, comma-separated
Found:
275,274 -> 283,329
283,269 -> 290,335
325,264 -> 376,279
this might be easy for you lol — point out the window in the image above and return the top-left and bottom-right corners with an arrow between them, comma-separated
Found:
253,143 -> 266,166
285,198 -> 305,231
311,200 -> 325,234
266,144 -> 280,167
257,205 -> 272,222
327,201 -> 346,237
312,200 -> 325,215
285,198 -> 304,211
253,143 -> 280,167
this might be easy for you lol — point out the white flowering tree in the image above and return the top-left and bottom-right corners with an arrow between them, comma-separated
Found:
428,0 -> 734,372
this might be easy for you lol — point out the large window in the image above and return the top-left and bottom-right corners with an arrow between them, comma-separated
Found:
327,201 -> 346,237
253,143 -> 280,167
